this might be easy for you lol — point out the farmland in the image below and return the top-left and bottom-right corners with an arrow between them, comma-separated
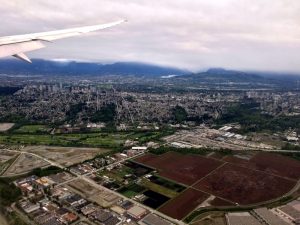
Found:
0,133 -> 126,149
158,188 -> 209,220
133,151 -> 300,220
223,153 -> 300,180
13,125 -> 50,134
92,161 -> 186,210
193,163 -> 296,205
134,152 -> 224,185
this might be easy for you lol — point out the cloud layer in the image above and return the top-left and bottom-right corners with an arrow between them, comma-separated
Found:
1,0 -> 300,72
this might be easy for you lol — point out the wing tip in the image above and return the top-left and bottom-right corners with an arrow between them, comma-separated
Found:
13,53 -> 32,63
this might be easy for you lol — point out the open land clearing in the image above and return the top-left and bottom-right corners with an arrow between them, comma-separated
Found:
22,146 -> 110,167
2,153 -> 49,176
134,151 -> 300,220
67,178 -> 121,208
0,150 -> 20,175
0,123 -> 14,132
0,150 -> 18,164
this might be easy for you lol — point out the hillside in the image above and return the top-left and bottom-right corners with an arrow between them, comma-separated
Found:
0,59 -> 187,77
172,68 -> 298,89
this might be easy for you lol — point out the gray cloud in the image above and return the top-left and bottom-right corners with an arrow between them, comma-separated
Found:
1,0 -> 300,72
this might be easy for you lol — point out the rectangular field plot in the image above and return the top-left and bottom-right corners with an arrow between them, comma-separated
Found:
134,152 -> 224,185
224,153 -> 300,180
118,183 -> 171,209
148,175 -> 186,193
250,152 -> 300,180
134,153 -> 159,165
158,188 -> 209,220
142,190 -> 170,209
133,151 -> 300,220
124,161 -> 154,177
118,183 -> 146,198
193,164 -> 296,205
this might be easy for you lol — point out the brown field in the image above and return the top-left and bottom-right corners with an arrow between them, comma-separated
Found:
134,153 -> 158,165
223,155 -> 250,166
224,153 -> 300,180
250,152 -> 300,180
206,152 -> 225,160
134,152 -> 300,219
193,163 -> 296,205
158,188 -> 209,220
209,197 -> 234,207
135,152 -> 224,185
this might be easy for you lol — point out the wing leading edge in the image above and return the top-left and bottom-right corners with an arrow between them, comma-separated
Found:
0,19 -> 126,63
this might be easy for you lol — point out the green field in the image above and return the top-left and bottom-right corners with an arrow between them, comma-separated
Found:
140,178 -> 179,198
121,190 -> 138,198
147,175 -> 186,193
100,162 -> 184,200
0,133 -> 123,148
118,183 -> 146,198
98,164 -> 134,183
14,125 -> 50,134
0,129 -> 173,149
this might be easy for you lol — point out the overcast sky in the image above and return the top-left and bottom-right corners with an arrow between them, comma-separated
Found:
1,0 -> 300,72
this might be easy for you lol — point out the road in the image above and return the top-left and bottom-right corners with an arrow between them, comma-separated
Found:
56,151 -> 146,187
1,148 -> 184,224
2,146 -> 300,224
0,148 -> 64,169
80,175 -> 186,225
63,151 -> 186,224
11,203 -> 37,225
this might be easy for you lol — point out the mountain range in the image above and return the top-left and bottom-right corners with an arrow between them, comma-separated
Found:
0,59 -> 299,88
0,59 -> 187,77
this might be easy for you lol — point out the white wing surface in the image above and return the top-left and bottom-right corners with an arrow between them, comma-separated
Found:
0,20 -> 125,63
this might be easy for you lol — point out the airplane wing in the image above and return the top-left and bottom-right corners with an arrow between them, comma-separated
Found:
0,20 -> 125,63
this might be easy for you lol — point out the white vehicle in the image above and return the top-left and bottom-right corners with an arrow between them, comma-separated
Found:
0,19 -> 126,63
